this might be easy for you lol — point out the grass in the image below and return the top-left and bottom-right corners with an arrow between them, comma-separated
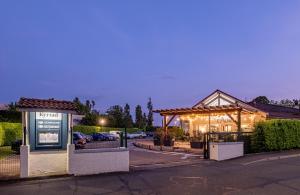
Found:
0,146 -> 13,160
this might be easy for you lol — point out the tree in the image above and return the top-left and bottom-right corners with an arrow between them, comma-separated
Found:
146,97 -> 153,131
279,99 -> 295,108
73,97 -> 99,125
73,97 -> 87,115
135,105 -> 143,129
81,111 -> 99,126
8,102 -> 17,111
142,113 -> 147,129
123,103 -> 133,128
252,96 -> 270,104
106,105 -> 124,127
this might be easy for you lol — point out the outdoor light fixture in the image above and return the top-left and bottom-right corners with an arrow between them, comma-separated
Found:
99,119 -> 105,126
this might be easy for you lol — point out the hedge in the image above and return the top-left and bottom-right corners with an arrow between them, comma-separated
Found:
252,120 -> 300,152
0,122 -> 22,146
73,125 -> 140,135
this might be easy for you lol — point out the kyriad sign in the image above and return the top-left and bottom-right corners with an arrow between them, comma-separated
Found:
36,112 -> 62,120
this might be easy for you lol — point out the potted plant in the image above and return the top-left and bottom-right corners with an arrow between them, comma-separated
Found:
153,133 -> 162,146
190,135 -> 204,149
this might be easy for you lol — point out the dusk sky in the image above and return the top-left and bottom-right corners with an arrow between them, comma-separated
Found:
1,1 -> 300,120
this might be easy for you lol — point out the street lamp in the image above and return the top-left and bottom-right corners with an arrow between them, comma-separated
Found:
99,119 -> 105,131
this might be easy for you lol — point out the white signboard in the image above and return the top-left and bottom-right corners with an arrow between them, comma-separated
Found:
36,112 -> 62,120
38,132 -> 59,143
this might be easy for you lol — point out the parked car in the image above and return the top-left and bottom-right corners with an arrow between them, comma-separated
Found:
73,132 -> 86,149
102,133 -> 118,141
92,133 -> 110,141
77,132 -> 93,142
146,131 -> 154,137
127,131 -> 147,139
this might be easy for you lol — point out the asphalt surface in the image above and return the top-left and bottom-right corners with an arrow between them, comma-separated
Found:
129,140 -> 203,170
1,143 -> 300,194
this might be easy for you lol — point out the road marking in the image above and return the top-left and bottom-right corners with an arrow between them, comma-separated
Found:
131,147 -> 202,157
130,160 -> 202,170
242,153 -> 300,165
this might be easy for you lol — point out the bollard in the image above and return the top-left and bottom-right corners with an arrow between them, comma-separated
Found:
120,132 -> 124,147
124,128 -> 128,148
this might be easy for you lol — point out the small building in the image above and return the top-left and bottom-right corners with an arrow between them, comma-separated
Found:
18,97 -> 77,177
154,90 -> 300,137
17,97 -> 129,178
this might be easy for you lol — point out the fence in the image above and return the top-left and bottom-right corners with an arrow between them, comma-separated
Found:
203,132 -> 253,159
0,146 -> 20,180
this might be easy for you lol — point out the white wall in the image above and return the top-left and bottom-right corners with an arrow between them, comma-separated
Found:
29,151 -> 68,177
210,142 -> 244,161
68,144 -> 129,176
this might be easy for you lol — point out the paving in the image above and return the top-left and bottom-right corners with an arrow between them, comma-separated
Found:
1,142 -> 300,194
1,150 -> 300,194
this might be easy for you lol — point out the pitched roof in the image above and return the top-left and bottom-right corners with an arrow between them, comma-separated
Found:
18,97 -> 77,112
248,102 -> 300,119
193,89 -> 263,113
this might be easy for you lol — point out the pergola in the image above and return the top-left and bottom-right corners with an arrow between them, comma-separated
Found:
154,104 -> 260,135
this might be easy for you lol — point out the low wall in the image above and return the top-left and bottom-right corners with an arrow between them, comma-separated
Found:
20,145 -> 68,178
30,150 -> 67,177
210,142 -> 244,161
68,144 -> 129,176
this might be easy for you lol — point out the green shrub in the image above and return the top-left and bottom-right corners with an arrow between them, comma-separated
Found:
73,125 -> 139,135
0,122 -> 22,146
155,127 -> 184,140
252,120 -> 300,152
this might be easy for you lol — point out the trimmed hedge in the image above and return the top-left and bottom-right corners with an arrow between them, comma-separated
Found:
252,120 -> 300,152
73,125 -> 140,135
0,122 -> 22,146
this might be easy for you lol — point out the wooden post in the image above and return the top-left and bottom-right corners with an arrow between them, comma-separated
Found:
237,110 -> 241,132
163,115 -> 167,134
208,114 -> 211,133
237,110 -> 242,141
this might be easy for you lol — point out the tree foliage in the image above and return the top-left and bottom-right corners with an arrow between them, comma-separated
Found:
73,97 -> 99,126
252,96 -> 270,104
146,97 -> 154,131
123,104 -> 133,128
106,105 -> 124,128
135,105 -> 144,129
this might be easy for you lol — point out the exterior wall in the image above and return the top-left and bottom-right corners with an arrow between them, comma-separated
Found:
210,142 -> 244,161
20,145 -> 68,178
68,144 -> 129,176
29,151 -> 68,177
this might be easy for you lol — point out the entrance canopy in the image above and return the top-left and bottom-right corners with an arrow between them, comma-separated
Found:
154,90 -> 267,135
155,104 -> 243,116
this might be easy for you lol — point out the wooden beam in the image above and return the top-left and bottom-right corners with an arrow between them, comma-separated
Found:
226,113 -> 238,124
166,115 -> 176,127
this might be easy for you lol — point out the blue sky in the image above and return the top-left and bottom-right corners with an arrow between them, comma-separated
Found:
1,1 -> 300,120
